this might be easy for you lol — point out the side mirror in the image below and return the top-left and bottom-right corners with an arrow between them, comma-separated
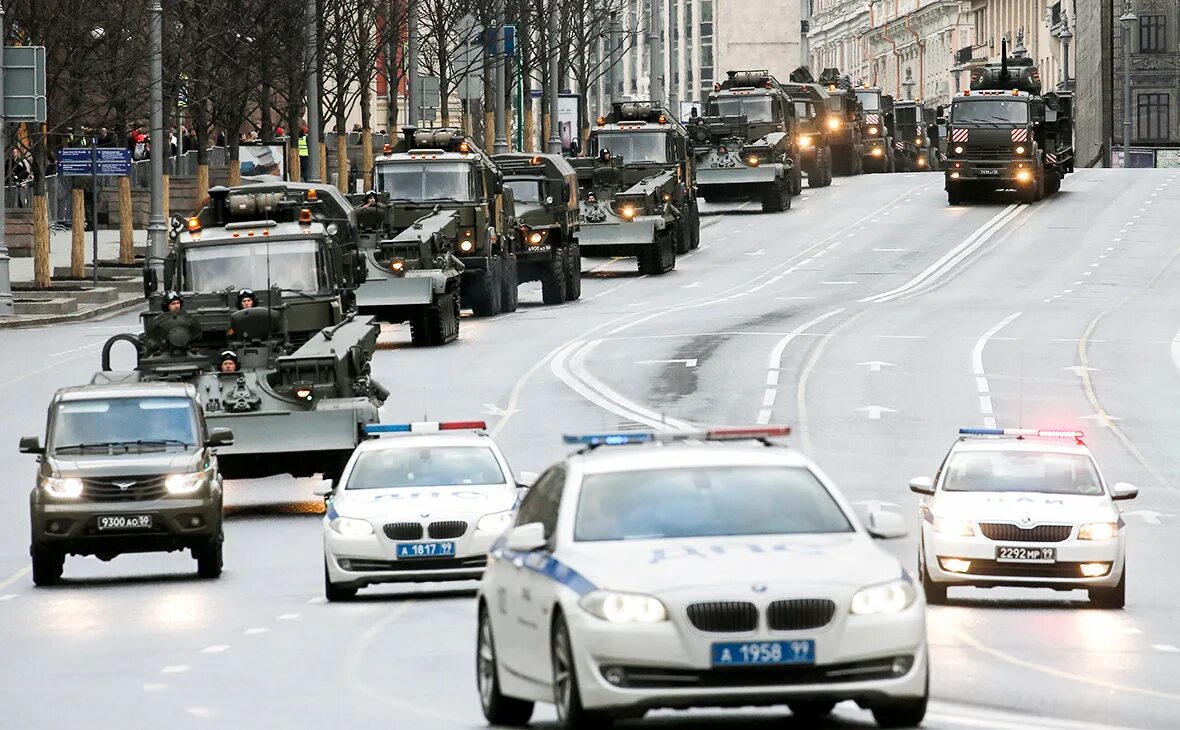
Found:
506,522 -> 547,552
909,476 -> 935,495
866,510 -> 908,540
313,480 -> 334,498
19,435 -> 44,455
206,428 -> 234,447
143,267 -> 158,298
1111,482 -> 1139,501
514,485 -> 529,505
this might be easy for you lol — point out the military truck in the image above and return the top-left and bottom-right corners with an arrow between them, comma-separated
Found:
892,99 -> 931,171
100,183 -> 388,483
574,102 -> 700,275
784,68 -> 836,188
372,128 -> 519,316
854,85 -> 897,172
815,68 -> 866,175
687,70 -> 802,212
943,40 -> 1075,204
493,153 -> 582,304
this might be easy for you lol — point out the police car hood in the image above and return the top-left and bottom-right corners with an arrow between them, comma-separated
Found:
333,485 -> 516,520
564,533 -> 901,595
934,491 -> 1117,523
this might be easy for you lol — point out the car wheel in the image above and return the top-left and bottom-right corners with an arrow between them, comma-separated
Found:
30,543 -> 65,586
788,699 -> 837,719
872,667 -> 928,728
477,604 -> 534,726
919,541 -> 947,605
563,243 -> 582,301
324,561 -> 357,602
500,254 -> 519,313
552,613 -> 613,729
1089,568 -> 1126,609
194,532 -> 224,579
468,257 -> 503,317
541,246 -> 568,304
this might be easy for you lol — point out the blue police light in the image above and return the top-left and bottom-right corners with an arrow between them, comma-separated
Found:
562,433 -> 656,446
365,424 -> 412,434
958,428 -> 1005,436
365,421 -> 487,436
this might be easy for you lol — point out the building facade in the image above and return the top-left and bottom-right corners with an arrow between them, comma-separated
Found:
809,0 -> 873,84
861,0 -> 969,104
1114,0 -> 1180,164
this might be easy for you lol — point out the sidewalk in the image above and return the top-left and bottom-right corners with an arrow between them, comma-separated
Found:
1,228 -> 148,329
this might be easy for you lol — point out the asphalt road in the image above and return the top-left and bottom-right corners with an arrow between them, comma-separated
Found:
2,168 -> 1178,730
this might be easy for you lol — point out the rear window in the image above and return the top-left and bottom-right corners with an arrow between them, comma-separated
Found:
345,446 -> 506,489
942,450 -> 1103,495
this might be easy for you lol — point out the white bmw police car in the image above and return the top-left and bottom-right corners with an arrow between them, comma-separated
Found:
476,427 -> 928,729
319,421 -> 521,601
911,428 -> 1137,608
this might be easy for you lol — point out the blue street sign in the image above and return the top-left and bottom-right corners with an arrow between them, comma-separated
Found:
97,161 -> 132,175
55,147 -> 132,177
57,148 -> 92,163
503,25 -> 516,56
56,161 -> 93,176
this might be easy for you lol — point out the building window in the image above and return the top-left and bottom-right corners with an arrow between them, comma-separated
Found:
1137,93 -> 1170,141
1139,15 -> 1166,52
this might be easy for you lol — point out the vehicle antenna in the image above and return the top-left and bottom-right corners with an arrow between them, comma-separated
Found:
264,197 -> 274,345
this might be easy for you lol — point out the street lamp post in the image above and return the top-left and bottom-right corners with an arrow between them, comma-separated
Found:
1059,9 -> 1073,87
0,4 -> 12,315
547,3 -> 562,154
146,0 -> 167,292
1119,4 -> 1137,168
494,16 -> 508,154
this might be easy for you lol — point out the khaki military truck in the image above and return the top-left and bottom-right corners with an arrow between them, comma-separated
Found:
784,68 -> 836,188
892,99 -> 930,171
493,153 -> 582,304
372,128 -> 520,316
573,102 -> 700,275
854,85 -> 897,172
815,68 -> 867,176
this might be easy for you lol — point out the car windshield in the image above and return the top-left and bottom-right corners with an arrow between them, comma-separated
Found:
951,100 -> 1029,124
709,96 -> 775,123
345,446 -> 506,489
50,397 -> 199,453
183,239 -> 323,294
856,91 -> 881,111
593,132 -> 668,164
505,179 -> 544,205
942,451 -> 1104,495
375,162 -> 475,202
574,466 -> 854,542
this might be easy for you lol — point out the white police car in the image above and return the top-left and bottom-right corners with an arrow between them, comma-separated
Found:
911,428 -> 1137,608
475,427 -> 928,729
319,421 -> 521,601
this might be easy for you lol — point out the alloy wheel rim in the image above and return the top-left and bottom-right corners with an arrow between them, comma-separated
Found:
553,625 -> 572,719
477,616 -> 495,710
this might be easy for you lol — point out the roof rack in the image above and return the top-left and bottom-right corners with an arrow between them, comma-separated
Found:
564,426 -> 791,450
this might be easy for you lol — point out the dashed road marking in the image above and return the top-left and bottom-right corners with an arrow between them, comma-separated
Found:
277,613 -> 299,620
201,645 -> 230,654
161,665 -> 190,674
0,594 -> 17,602
243,627 -> 269,635
757,309 -> 845,425
972,312 -> 1023,428
1152,644 -> 1179,653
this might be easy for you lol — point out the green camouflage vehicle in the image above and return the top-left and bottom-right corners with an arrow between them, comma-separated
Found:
815,68 -> 866,175
372,128 -> 519,316
493,152 -> 582,304
854,85 -> 897,172
892,99 -> 931,171
573,102 -> 700,275
688,70 -> 802,212
101,183 -> 388,483
783,68 -> 836,188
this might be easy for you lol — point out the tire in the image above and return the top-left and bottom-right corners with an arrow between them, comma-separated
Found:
30,543 -> 64,586
637,229 -> 676,275
194,532 -> 223,579
324,561 -> 358,602
552,613 -> 613,729
946,181 -> 962,206
541,246 -> 568,304
477,605 -> 535,726
674,217 -> 691,255
688,200 -> 701,249
1089,568 -> 1126,609
920,541 -> 947,605
872,665 -> 929,729
760,181 -> 788,213
563,243 -> 582,301
500,255 -> 519,313
790,166 -> 803,196
468,257 -> 502,317
410,290 -> 459,346
789,699 -> 837,720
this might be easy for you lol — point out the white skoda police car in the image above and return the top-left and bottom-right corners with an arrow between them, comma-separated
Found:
476,427 -> 928,729
320,421 -> 521,601
912,428 -> 1136,608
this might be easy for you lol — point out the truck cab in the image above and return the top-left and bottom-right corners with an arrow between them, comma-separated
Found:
855,86 -> 896,172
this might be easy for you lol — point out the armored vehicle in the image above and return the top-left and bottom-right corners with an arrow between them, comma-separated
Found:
21,383 -> 233,585
816,68 -> 866,175
892,99 -> 931,171
854,85 -> 897,172
784,68 -> 836,187
944,40 -> 1074,204
573,102 -> 700,275
100,183 -> 388,483
493,152 -> 582,304
372,128 -> 519,316
687,70 -> 802,212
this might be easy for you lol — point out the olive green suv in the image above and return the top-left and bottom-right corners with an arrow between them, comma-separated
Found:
20,382 -> 233,585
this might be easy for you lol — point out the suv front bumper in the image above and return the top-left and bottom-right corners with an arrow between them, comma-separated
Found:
32,496 -> 222,556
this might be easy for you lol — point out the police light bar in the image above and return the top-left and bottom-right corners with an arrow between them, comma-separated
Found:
563,426 -> 791,447
366,421 -> 487,435
959,428 -> 1084,441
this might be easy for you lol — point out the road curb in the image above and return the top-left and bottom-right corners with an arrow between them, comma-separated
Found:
0,295 -> 144,330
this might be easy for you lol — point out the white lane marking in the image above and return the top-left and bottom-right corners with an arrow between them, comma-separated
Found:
775,296 -> 813,301
821,280 -> 858,285
142,684 -> 168,692
636,358 -> 697,368
679,281 -> 702,289
856,405 -> 897,420
243,627 -> 269,635
972,312 -> 1023,428
766,371 -> 779,386
0,594 -> 16,602
979,396 -> 994,414
862,206 -> 1024,304
876,334 -> 927,339
756,309 -> 845,424
1153,644 -> 1180,652
481,402 -> 519,419
277,613 -> 299,620
307,597 -> 327,604
860,360 -> 896,372
873,247 -> 906,252
201,645 -> 230,654
186,707 -> 216,718
161,665 -> 190,674
745,248 -> 767,256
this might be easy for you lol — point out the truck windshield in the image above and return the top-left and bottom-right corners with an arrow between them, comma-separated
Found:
952,100 -> 1029,124
593,132 -> 668,164
708,96 -> 775,123
895,107 -> 919,125
345,446 -> 506,489
184,239 -> 324,294
856,91 -> 881,111
793,101 -> 816,120
376,162 -> 475,202
505,179 -> 544,204
50,397 -> 199,453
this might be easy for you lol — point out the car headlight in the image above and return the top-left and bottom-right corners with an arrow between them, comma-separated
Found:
1015,145 -> 1026,155
850,579 -> 916,615
827,117 -> 841,130
798,135 -> 813,147
868,126 -> 879,135
746,156 -> 760,166
1079,522 -> 1118,540
476,510 -> 513,533
620,205 -> 637,220
42,476 -> 83,498
165,472 -> 206,495
580,591 -> 668,623
932,516 -> 975,536
330,516 -> 375,536
954,145 -> 964,155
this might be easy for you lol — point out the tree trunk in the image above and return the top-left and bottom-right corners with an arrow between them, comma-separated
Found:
484,111 -> 494,153
542,111 -> 551,149
228,160 -> 242,186
196,165 -> 210,202
320,142 -> 329,185
524,98 -> 536,153
335,133 -> 349,193
287,145 -> 301,182
361,128 -> 374,191
162,174 -> 171,221
118,177 -> 134,264
33,196 -> 51,288
71,188 -> 86,279
228,137 -> 242,186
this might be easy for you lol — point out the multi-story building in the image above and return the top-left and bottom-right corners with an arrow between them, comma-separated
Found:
809,0 -> 873,84
861,0 -> 969,104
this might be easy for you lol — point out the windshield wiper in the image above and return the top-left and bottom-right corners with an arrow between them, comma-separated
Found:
126,439 -> 192,448
52,441 -> 126,453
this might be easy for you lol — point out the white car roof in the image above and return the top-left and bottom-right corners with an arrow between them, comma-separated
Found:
950,437 -> 1093,457
570,442 -> 815,475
